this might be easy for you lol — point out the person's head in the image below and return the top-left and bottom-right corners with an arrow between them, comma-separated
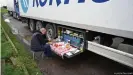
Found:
40,28 -> 46,35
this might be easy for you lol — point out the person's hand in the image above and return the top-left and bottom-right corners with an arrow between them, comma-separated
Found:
48,42 -> 53,45
48,38 -> 51,42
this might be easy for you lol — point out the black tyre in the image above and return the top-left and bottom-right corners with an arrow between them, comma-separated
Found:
13,12 -> 17,18
8,11 -> 11,16
8,11 -> 10,15
13,12 -> 15,18
29,19 -> 36,33
36,21 -> 43,31
45,24 -> 56,39
25,18 -> 29,27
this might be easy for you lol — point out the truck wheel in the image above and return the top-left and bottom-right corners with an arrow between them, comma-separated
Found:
25,18 -> 29,27
16,14 -> 20,20
11,12 -> 13,16
13,12 -> 15,18
8,11 -> 12,16
29,19 -> 36,33
36,21 -> 43,31
46,24 -> 56,39
13,12 -> 17,18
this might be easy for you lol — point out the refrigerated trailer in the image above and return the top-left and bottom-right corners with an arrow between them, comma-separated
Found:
18,0 -> 133,68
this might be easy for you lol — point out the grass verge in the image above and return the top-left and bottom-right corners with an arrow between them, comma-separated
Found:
1,8 -> 42,75
0,7 -> 8,14
1,28 -> 25,75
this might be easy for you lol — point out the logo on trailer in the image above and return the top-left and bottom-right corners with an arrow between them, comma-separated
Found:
33,0 -> 109,7
20,0 -> 29,13
20,0 -> 109,13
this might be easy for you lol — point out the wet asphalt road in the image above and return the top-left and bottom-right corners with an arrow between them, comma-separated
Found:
3,14 -> 133,75
38,50 -> 133,75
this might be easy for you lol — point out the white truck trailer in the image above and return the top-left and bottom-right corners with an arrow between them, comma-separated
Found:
18,0 -> 133,68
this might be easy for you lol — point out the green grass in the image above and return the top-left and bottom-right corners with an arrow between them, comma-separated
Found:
1,41 -> 13,59
1,29 -> 25,75
1,8 -> 42,75
1,29 -> 14,59
1,30 -> 7,43
4,63 -> 25,75
0,7 -> 8,20
0,7 -> 8,14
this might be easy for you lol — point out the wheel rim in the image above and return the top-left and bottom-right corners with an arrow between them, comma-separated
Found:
30,21 -> 33,31
47,28 -> 53,39
36,23 -> 42,31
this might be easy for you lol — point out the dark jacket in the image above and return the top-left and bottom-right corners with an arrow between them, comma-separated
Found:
31,31 -> 48,51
